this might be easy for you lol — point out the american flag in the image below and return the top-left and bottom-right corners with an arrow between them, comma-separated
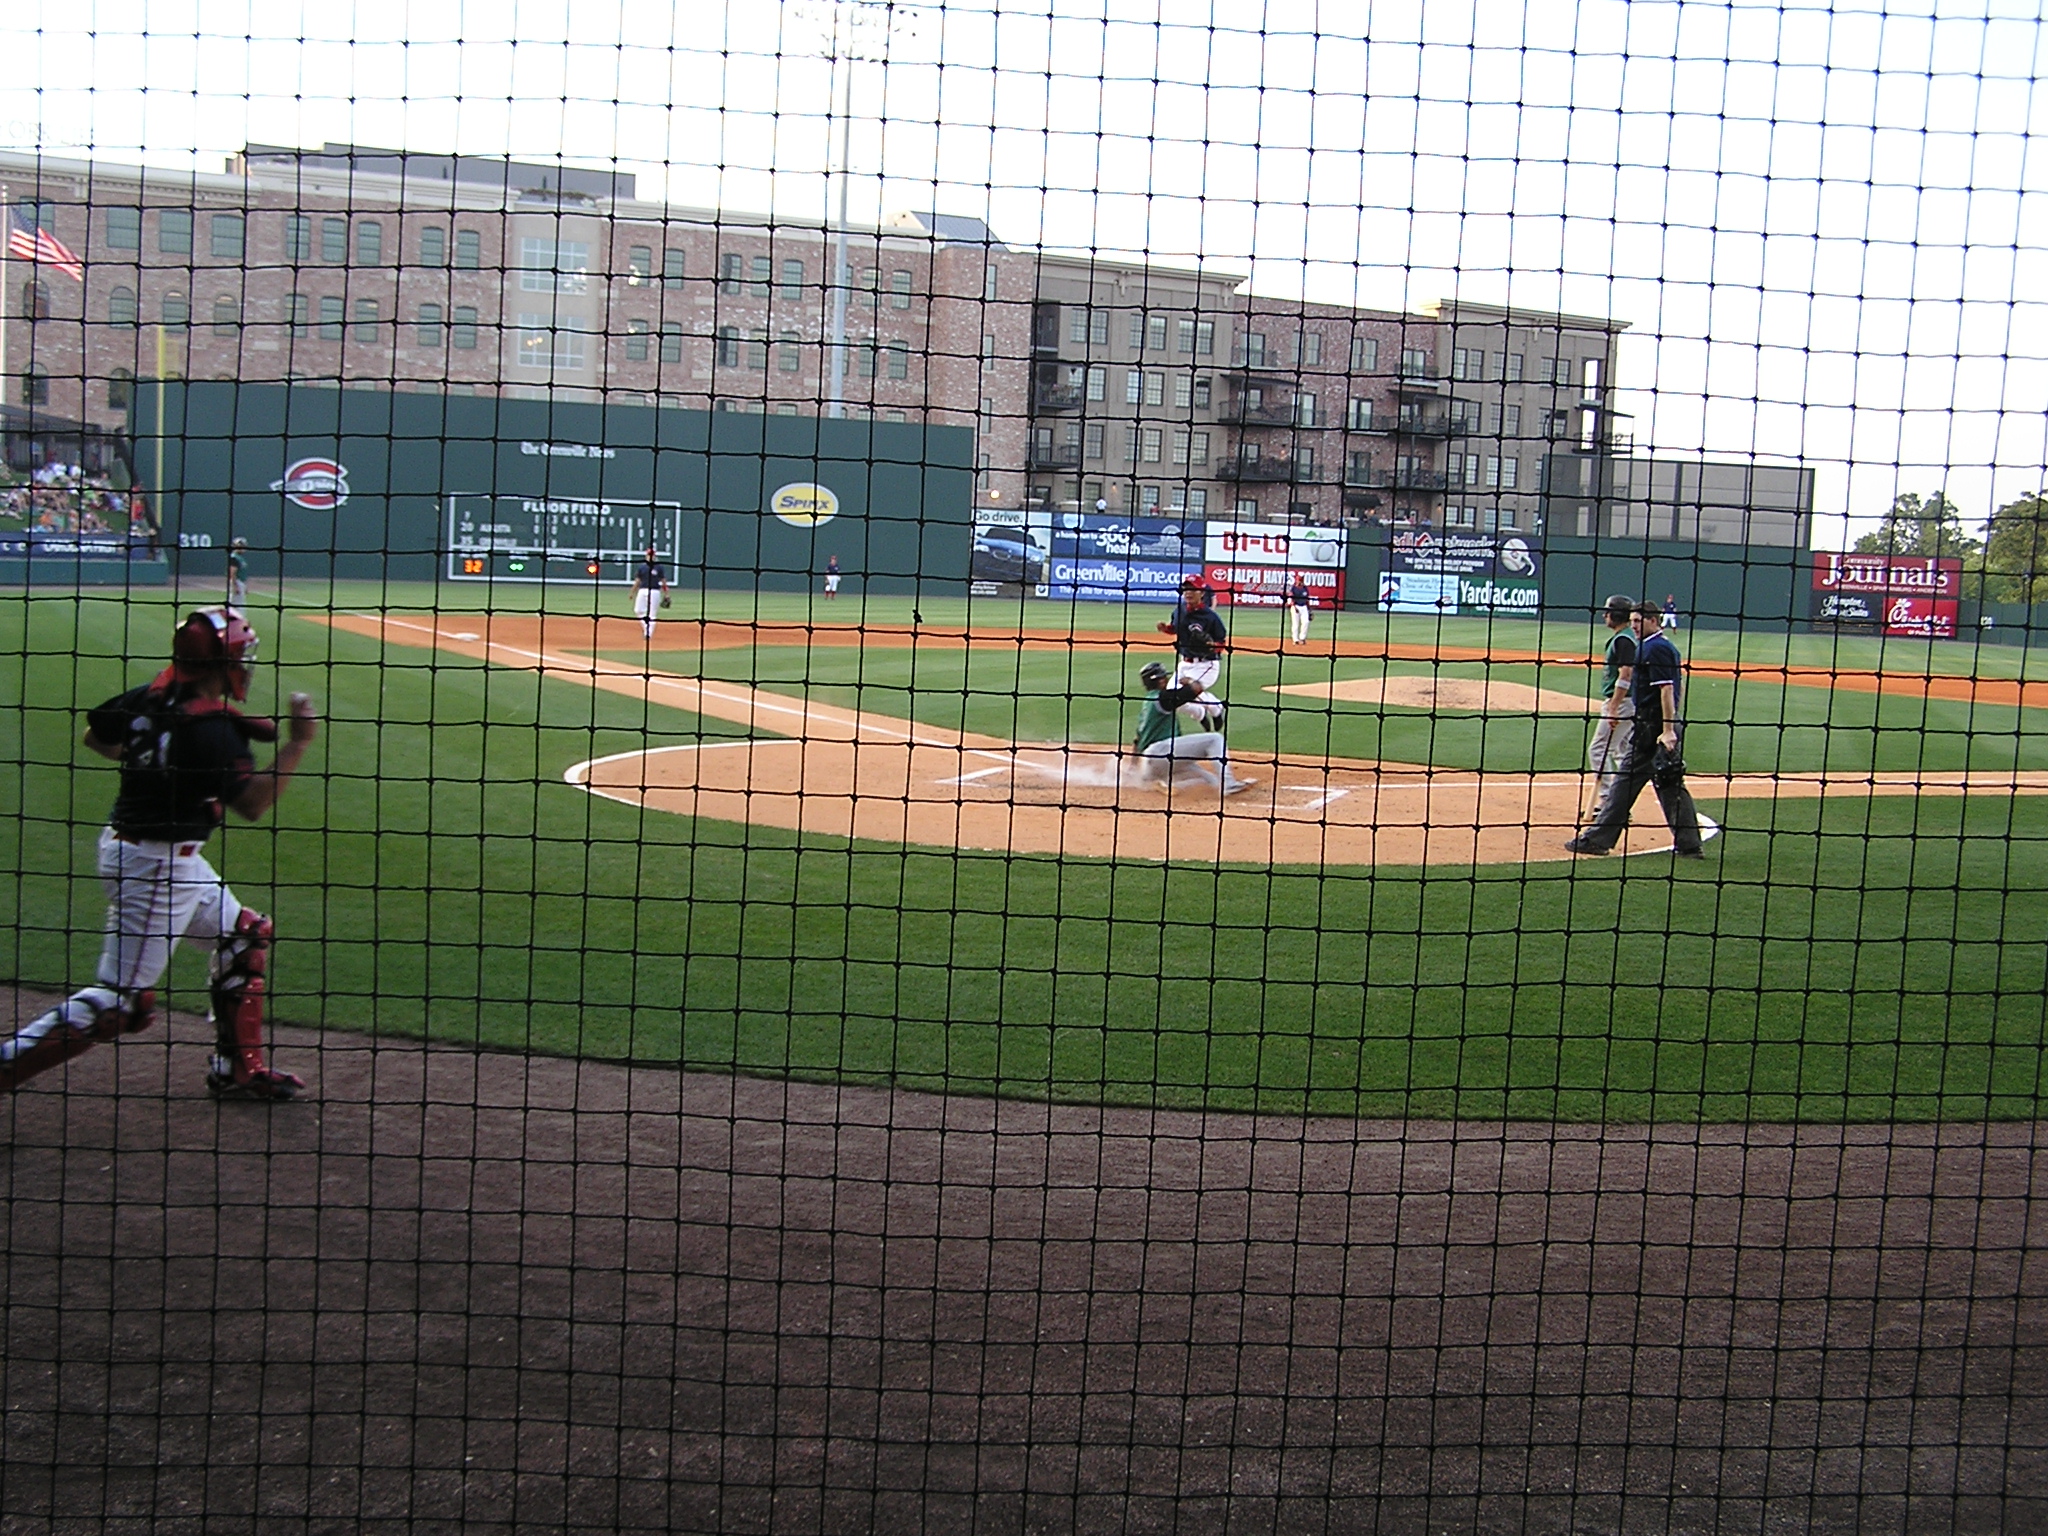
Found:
7,204 -> 85,281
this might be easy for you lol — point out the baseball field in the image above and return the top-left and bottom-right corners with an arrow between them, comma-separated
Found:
5,583 -> 2046,1124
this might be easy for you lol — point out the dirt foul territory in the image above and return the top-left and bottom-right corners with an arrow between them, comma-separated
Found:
327,612 -> 2048,865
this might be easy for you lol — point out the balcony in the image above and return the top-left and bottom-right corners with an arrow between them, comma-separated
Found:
1025,444 -> 1082,470
1345,465 -> 1448,491
1394,367 -> 1449,395
1031,384 -> 1086,413
1393,411 -> 1454,437
1215,398 -> 1300,427
1218,456 -> 1318,484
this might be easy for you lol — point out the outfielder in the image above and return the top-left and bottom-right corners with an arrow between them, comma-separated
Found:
0,608 -> 318,1100
1287,573 -> 1313,645
1129,662 -> 1251,794
630,546 -> 670,639
1156,578 -> 1228,726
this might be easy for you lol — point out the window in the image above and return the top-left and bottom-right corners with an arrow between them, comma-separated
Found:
1451,347 -> 1483,381
1176,318 -> 1195,354
1499,456 -> 1519,489
519,238 -> 590,293
1128,313 -> 1146,351
625,245 -> 653,283
353,299 -> 380,343
1550,356 -> 1575,386
751,255 -> 772,296
1242,331 -> 1267,367
1085,366 -> 1106,402
622,318 -> 650,361
1172,430 -> 1190,466
321,218 -> 348,263
1144,372 -> 1164,407
982,333 -> 996,358
1450,399 -> 1482,432
105,208 -> 142,250
158,209 -> 193,254
660,323 -> 683,363
1144,315 -> 1167,353
107,369 -> 134,409
890,269 -> 912,308
356,221 -> 383,265
1191,431 -> 1210,466
719,253 -> 743,294
285,215 -> 313,261
1085,422 -> 1105,460
1140,427 -> 1163,463
417,303 -> 445,347
1171,374 -> 1191,409
288,293 -> 310,336
451,306 -> 478,349
716,326 -> 740,366
211,296 -> 239,336
781,259 -> 804,301
1346,398 -> 1374,430
1401,346 -> 1431,375
1351,335 -> 1378,371
1447,504 -> 1477,529
1139,485 -> 1161,513
1091,309 -> 1110,347
1193,376 -> 1211,409
211,214 -> 245,260
1125,370 -> 1142,406
21,367 -> 48,405
1504,351 -> 1525,382
1195,320 -> 1214,357
983,266 -> 999,301
161,292 -> 189,330
1188,488 -> 1208,514
856,342 -> 876,379
108,286 -> 137,327
1303,332 -> 1322,366
21,280 -> 48,318
1295,447 -> 1316,479
319,295 -> 345,340
746,329 -> 769,370
1498,505 -> 1519,529
1294,392 -> 1317,427
516,313 -> 587,370
454,229 -> 482,269
1070,308 -> 1091,345
418,226 -> 447,266
663,248 -> 685,288
885,340 -> 909,380
778,331 -> 802,372
1503,404 -> 1521,435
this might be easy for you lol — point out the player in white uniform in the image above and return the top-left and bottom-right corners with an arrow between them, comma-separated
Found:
1156,580 -> 1228,726
630,547 -> 670,639
1,608 -> 317,1099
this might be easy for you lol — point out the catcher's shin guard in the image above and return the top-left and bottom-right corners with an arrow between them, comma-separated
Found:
206,910 -> 304,1101
0,988 -> 156,1092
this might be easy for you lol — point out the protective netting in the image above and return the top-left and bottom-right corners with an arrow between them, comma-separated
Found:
3,4 -> 2045,1532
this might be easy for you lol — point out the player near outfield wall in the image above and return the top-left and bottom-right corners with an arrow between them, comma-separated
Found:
0,608 -> 318,1100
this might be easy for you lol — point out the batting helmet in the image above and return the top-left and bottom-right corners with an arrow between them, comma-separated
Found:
170,608 -> 259,700
1140,662 -> 1170,688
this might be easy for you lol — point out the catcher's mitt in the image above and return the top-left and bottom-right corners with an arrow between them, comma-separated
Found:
661,594 -> 672,609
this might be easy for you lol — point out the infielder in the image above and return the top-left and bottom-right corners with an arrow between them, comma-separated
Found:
1,608 -> 317,1099
1129,662 -> 1251,794
1155,578 -> 1228,726
630,546 -> 670,639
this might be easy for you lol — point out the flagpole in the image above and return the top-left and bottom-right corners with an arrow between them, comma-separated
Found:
2,183 -> 11,423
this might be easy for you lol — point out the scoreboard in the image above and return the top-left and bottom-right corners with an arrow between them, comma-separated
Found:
445,493 -> 685,582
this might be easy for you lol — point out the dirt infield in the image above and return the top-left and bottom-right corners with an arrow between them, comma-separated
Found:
323,613 -> 2048,866
3,986 -> 2041,1534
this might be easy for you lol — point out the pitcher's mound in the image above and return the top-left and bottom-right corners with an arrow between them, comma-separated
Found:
1271,675 -> 1595,715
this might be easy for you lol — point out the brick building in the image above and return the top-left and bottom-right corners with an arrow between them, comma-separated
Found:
2,143 -> 1630,532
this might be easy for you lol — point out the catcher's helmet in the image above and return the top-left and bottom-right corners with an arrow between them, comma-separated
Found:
1140,661 -> 1171,688
170,607 -> 259,700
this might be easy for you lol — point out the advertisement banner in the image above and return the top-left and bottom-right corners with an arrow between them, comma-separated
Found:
1384,529 -> 1542,617
1199,521 -> 1348,606
969,507 -> 1051,597
1809,553 -> 1961,637
0,530 -> 157,560
1043,513 -> 1204,602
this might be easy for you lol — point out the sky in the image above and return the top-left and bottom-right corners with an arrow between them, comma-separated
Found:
3,0 -> 2045,544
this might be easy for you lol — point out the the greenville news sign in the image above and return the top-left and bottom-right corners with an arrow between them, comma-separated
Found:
1810,552 -> 1961,638
1380,529 -> 1543,617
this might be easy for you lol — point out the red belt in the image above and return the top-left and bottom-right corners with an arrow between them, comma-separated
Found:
112,832 -> 205,857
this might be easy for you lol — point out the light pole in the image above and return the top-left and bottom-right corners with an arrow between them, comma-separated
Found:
790,1 -> 913,419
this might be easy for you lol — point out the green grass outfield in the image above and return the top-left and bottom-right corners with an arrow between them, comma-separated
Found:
4,580 -> 2045,1123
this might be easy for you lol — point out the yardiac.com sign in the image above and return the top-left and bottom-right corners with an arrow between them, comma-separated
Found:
1810,553 -> 1961,638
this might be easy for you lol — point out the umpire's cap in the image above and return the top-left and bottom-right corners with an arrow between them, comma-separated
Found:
1602,594 -> 1636,620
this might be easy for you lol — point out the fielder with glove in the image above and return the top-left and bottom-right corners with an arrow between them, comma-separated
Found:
1,608 -> 319,1099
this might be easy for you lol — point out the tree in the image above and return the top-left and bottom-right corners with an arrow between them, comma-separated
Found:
1982,493 -> 2048,607
1852,491 -> 1981,560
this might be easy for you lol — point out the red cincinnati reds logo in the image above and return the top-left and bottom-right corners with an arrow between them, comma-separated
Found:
270,458 -> 351,510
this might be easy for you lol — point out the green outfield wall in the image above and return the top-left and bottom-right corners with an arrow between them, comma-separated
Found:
139,382 -> 977,594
